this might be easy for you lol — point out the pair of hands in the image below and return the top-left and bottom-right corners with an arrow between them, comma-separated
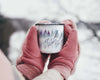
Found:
16,20 -> 80,80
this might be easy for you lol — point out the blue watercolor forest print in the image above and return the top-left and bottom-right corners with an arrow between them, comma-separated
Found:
39,29 -> 62,38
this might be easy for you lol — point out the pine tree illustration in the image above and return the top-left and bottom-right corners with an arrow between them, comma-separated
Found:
40,30 -> 42,36
51,30 -> 54,36
48,31 -> 50,36
44,30 -> 47,37
55,30 -> 59,37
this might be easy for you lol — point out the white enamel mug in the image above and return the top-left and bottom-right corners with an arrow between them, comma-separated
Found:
36,23 -> 64,54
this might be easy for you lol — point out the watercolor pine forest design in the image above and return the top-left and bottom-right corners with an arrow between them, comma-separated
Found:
39,29 -> 63,48
39,29 -> 63,38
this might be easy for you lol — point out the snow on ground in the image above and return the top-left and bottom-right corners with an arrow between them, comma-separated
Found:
8,26 -> 100,80
97,31 -> 100,37
69,28 -> 100,80
8,31 -> 26,64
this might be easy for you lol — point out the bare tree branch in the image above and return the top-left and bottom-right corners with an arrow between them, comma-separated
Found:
54,0 -> 100,41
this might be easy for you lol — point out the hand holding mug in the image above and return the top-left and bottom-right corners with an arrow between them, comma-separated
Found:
16,21 -> 50,80
48,20 -> 80,80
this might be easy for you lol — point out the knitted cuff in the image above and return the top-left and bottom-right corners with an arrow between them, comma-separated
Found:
17,64 -> 42,80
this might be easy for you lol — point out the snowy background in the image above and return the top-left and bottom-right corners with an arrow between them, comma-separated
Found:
0,0 -> 100,80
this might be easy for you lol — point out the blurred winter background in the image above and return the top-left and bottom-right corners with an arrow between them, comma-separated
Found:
0,0 -> 100,80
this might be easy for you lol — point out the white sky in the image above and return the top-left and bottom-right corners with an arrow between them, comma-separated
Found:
0,0 -> 100,22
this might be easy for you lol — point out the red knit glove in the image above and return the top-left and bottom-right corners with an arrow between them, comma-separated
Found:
16,23 -> 49,80
48,20 -> 80,80
16,21 -> 50,80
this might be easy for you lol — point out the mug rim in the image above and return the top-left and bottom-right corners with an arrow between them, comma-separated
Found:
35,23 -> 64,26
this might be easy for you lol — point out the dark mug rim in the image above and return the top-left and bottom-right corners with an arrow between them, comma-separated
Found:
35,23 -> 65,26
